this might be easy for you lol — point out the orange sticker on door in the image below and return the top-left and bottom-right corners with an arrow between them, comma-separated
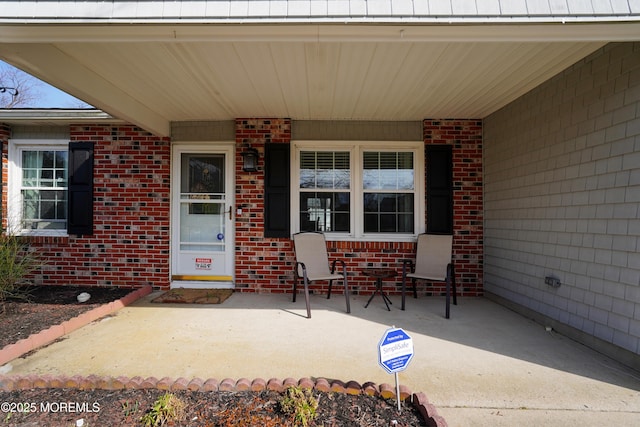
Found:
195,258 -> 212,270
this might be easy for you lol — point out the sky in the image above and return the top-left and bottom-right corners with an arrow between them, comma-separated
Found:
1,60 -> 92,108
35,83 -> 88,108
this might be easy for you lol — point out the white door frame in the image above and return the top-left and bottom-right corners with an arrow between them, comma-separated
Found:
170,142 -> 235,289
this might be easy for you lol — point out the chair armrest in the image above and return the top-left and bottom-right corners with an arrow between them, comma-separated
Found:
401,258 -> 414,276
295,261 -> 307,278
330,259 -> 347,276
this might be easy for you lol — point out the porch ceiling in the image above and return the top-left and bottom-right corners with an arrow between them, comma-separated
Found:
1,23 -> 638,136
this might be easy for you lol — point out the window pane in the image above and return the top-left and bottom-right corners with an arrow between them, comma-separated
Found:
363,193 -> 414,233
363,151 -> 414,190
299,191 -> 350,232
181,154 -> 224,194
20,149 -> 68,231
299,151 -> 350,190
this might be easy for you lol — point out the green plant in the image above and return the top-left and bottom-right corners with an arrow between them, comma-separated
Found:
140,392 -> 186,427
0,234 -> 41,305
279,386 -> 319,427
122,400 -> 140,418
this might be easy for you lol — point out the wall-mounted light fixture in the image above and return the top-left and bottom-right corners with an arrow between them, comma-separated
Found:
242,147 -> 259,172
0,87 -> 19,97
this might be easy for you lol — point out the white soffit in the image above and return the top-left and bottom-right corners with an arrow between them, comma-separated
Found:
0,23 -> 638,136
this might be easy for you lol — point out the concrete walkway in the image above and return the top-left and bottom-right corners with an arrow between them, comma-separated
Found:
3,291 -> 640,426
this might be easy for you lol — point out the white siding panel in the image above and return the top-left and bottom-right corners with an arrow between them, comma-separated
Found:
414,0 -> 430,14
247,1 -> 270,16
350,0 -> 368,15
567,0 -> 594,14
452,0 -> 477,15
609,0 -> 631,13
428,0 -> 452,14
476,0 -> 502,14
229,1 -> 249,16
526,0 -> 552,15
288,1 -> 311,16
327,0 -> 351,16
204,1 -> 231,17
180,1 -> 208,17
501,0 -> 529,15
367,0 -> 392,15
310,0 -> 328,15
548,0 -> 570,14
270,1 -> 289,16
591,0 -> 614,13
391,0 -> 415,15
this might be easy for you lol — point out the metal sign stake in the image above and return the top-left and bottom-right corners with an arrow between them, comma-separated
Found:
395,372 -> 401,411
378,326 -> 414,414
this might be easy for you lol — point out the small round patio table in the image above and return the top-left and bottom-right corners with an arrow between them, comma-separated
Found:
362,268 -> 397,311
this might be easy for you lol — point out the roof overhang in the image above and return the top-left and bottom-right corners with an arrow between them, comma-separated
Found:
1,4 -> 639,136
0,108 -> 125,126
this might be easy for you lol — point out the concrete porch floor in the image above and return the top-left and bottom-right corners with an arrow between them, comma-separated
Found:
3,291 -> 640,426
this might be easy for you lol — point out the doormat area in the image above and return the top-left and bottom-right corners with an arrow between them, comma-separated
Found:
151,289 -> 233,304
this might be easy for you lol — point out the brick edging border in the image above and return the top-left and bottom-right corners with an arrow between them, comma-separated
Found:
0,285 -> 153,366
0,375 -> 447,427
0,286 -> 447,425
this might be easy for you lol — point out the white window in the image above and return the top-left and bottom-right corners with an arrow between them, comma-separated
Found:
8,140 -> 68,235
293,141 -> 424,241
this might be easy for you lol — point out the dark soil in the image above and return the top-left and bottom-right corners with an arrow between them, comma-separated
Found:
0,286 -> 133,349
0,286 -> 427,426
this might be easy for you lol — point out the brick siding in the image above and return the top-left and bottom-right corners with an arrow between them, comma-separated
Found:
233,119 -> 484,297
2,125 -> 171,289
424,120 -> 484,297
2,119 -> 483,297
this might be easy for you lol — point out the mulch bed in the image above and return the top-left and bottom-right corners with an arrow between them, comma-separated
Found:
0,286 -> 429,426
0,286 -> 134,350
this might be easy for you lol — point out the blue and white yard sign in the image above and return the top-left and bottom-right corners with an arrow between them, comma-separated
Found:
378,327 -> 414,374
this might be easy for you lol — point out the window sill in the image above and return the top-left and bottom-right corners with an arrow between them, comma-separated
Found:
14,231 -> 69,238
322,234 -> 418,243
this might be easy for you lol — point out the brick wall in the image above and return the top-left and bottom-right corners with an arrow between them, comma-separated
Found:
424,120 -> 484,296
2,119 -> 483,296
4,125 -> 171,289
234,118 -> 294,293
234,119 -> 484,297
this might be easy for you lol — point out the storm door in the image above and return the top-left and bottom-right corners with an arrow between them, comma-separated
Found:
171,145 -> 234,287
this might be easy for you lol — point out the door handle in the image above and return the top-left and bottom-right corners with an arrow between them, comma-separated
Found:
229,205 -> 233,220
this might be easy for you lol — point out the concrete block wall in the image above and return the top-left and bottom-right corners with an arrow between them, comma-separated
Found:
484,42 -> 640,356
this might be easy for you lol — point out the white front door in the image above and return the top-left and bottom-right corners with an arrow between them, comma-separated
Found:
171,144 -> 234,288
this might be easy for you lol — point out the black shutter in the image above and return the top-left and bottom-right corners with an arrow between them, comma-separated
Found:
426,145 -> 453,234
264,143 -> 290,237
67,141 -> 94,236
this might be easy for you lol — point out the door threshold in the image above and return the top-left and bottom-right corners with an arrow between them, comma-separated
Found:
170,281 -> 234,289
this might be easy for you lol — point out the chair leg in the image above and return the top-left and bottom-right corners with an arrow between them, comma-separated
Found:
445,275 -> 451,319
303,277 -> 311,319
401,274 -> 406,311
293,275 -> 298,303
412,278 -> 417,299
327,280 -> 333,299
451,264 -> 457,306
343,278 -> 350,314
